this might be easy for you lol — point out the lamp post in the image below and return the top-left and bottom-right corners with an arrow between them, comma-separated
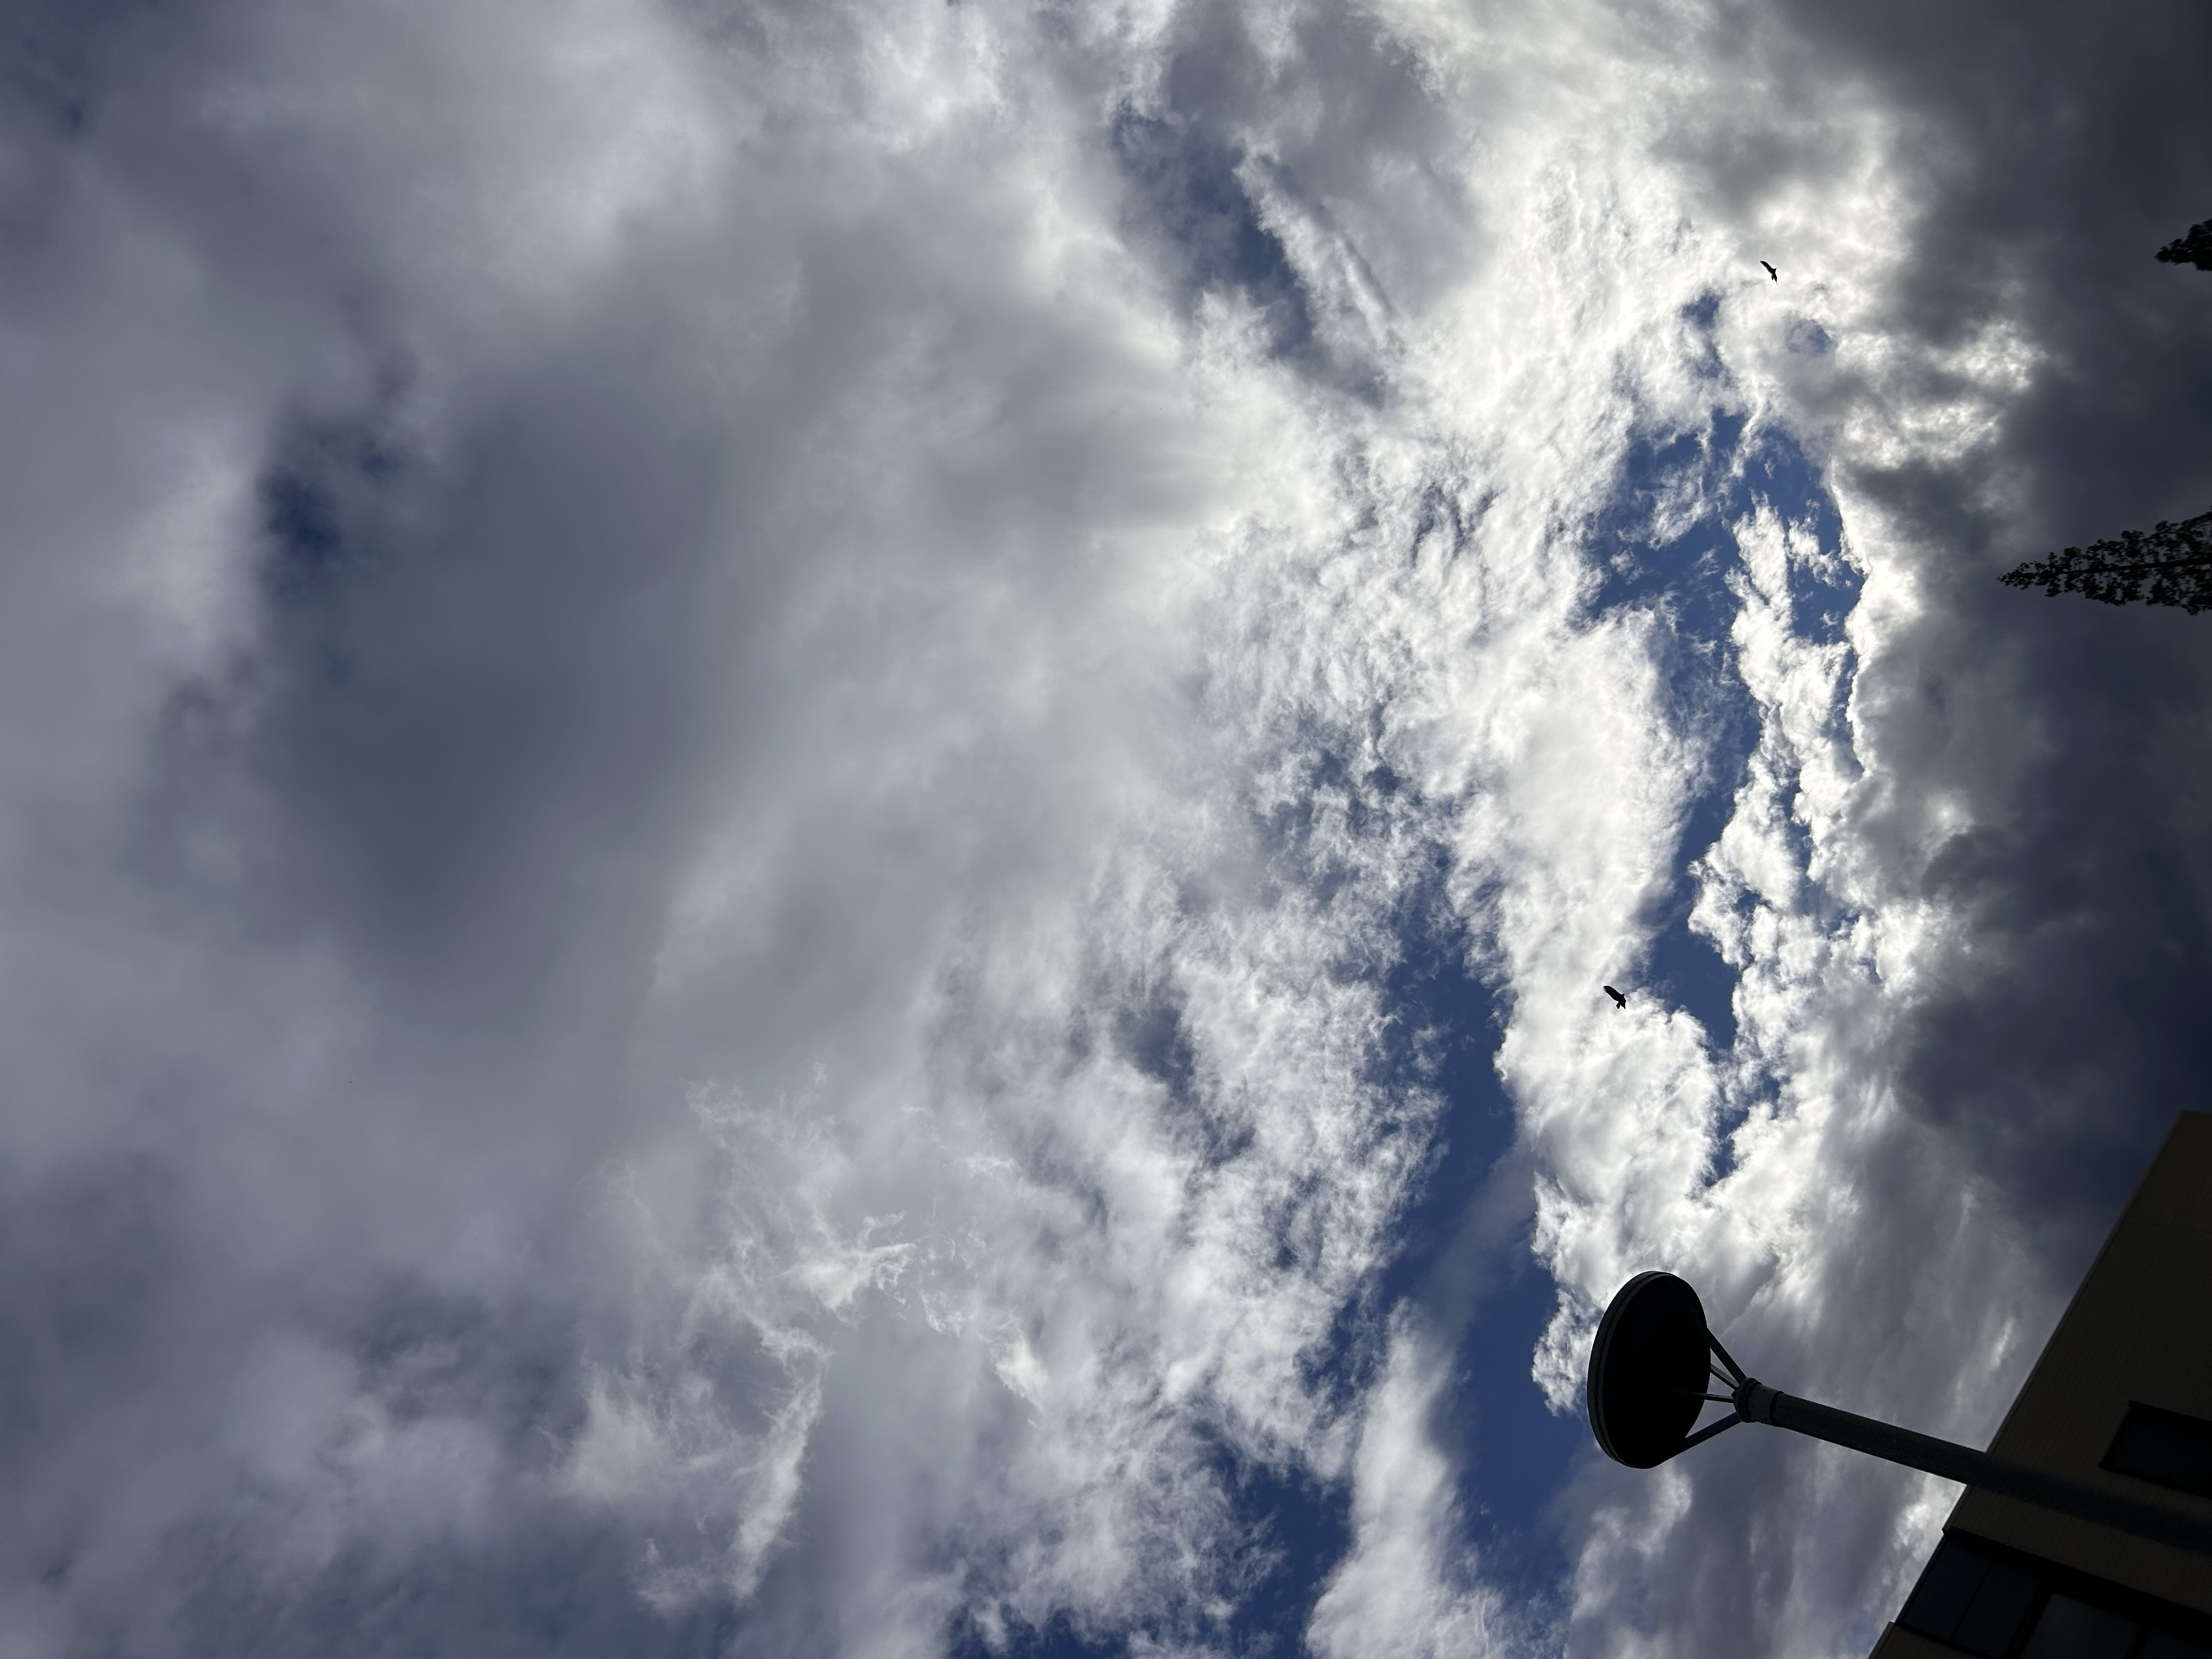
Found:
1585,1272 -> 2212,1557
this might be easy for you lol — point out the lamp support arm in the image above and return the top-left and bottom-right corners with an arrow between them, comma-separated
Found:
1731,1381 -> 2212,1557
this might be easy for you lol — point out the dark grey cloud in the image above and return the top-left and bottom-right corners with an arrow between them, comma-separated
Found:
1782,0 -> 2212,1210
1544,3 -> 2212,1652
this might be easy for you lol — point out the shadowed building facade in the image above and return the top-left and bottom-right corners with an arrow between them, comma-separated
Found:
1870,1112 -> 2212,1659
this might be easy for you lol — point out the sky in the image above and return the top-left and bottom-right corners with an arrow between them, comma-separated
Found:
2,1 -> 2210,1655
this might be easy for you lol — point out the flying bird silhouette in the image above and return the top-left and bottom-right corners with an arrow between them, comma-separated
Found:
1603,985 -> 1627,1009
1760,261 -> 1778,281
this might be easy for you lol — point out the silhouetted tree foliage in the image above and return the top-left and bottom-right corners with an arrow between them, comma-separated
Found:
1999,227 -> 2212,614
2000,507 -> 2212,613
2155,218 -> 2212,270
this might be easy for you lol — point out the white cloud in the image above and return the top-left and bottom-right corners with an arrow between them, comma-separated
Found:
1,0 -> 2205,1654
1308,1316 -> 1515,1659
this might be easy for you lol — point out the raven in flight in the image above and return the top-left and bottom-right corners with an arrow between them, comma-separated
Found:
1603,985 -> 1627,1009
1760,261 -> 1778,281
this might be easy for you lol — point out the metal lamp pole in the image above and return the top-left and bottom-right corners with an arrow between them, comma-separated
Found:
1588,1272 -> 2212,1558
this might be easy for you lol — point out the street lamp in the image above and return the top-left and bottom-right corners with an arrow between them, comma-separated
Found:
1585,1271 -> 2212,1556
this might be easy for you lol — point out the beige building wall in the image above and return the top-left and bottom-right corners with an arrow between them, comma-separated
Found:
1871,1629 -> 1968,1659
1867,1110 -> 2212,1655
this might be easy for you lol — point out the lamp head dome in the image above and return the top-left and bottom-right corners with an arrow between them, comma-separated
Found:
1587,1271 -> 1713,1468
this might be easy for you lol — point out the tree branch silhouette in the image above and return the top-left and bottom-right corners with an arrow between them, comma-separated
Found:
1999,507 -> 2212,613
1994,224 -> 2212,614
2155,218 -> 2212,271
